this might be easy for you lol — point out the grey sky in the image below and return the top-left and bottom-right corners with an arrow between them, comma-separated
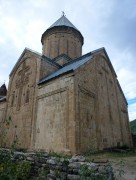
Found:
0,0 -> 136,120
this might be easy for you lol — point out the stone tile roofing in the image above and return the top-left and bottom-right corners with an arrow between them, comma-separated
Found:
48,15 -> 78,31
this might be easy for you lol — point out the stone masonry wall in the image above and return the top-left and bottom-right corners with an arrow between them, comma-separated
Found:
95,54 -> 132,148
34,73 -> 76,154
39,58 -> 59,80
74,58 -> 97,154
4,51 -> 41,149
74,54 -> 132,153
0,101 -> 6,145
116,81 -> 132,147
0,101 -> 6,122
95,55 -> 122,149
0,148 -> 114,180
42,29 -> 82,60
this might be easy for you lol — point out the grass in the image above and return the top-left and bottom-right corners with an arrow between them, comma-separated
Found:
85,150 -> 136,161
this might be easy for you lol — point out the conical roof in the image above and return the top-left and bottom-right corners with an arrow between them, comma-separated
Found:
48,15 -> 78,31
41,14 -> 84,46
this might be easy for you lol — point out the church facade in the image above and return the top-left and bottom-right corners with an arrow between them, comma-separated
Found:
0,15 -> 132,154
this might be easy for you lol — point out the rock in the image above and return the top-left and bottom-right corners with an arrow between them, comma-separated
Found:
98,166 -> 107,174
55,165 -> 63,171
47,158 -> 58,165
67,174 -> 80,180
57,161 -> 63,166
92,159 -> 108,163
62,166 -> 67,171
41,163 -> 46,167
68,162 -> 81,169
41,152 -> 49,157
69,155 -> 85,162
72,168 -> 79,174
0,148 -> 115,179
60,172 -> 67,179
68,168 -> 73,174
47,173 -> 56,179
88,162 -> 98,171
38,157 -> 48,163
13,151 -> 25,160
26,156 -> 33,161
50,169 -> 56,175
60,157 -> 65,162
25,152 -> 36,157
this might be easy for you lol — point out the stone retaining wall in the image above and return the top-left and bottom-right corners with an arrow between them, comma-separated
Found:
0,149 -> 114,179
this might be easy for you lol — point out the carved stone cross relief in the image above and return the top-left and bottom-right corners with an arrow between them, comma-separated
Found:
16,61 -> 30,110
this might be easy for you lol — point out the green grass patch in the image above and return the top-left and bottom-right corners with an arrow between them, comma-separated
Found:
85,151 -> 136,161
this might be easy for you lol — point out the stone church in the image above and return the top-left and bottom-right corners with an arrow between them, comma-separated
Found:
0,15 -> 132,154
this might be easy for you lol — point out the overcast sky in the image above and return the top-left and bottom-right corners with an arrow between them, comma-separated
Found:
0,0 -> 136,121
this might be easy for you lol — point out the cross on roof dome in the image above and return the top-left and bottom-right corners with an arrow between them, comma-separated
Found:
62,11 -> 65,16
48,14 -> 78,31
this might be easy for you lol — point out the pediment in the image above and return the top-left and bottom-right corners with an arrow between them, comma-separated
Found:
10,48 -> 41,77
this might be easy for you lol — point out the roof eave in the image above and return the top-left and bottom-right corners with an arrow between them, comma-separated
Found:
38,69 -> 74,85
42,55 -> 62,68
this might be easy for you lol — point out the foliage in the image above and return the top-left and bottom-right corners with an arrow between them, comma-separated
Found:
0,150 -> 31,180
130,119 -> 136,135
84,138 -> 98,156
80,164 -> 94,178
79,164 -> 107,180
113,159 -> 126,180
0,117 -> 32,179
37,166 -> 49,180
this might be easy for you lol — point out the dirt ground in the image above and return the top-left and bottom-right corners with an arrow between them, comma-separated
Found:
110,156 -> 136,180
87,153 -> 136,180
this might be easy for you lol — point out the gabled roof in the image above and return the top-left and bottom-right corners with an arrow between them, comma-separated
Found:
38,47 -> 127,105
42,55 -> 61,68
38,47 -> 118,85
38,52 -> 92,85
49,15 -> 78,31
10,48 -> 42,77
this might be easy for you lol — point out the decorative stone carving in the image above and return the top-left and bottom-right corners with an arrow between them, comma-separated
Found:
15,61 -> 30,110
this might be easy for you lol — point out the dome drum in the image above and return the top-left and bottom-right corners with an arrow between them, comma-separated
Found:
41,26 -> 83,60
